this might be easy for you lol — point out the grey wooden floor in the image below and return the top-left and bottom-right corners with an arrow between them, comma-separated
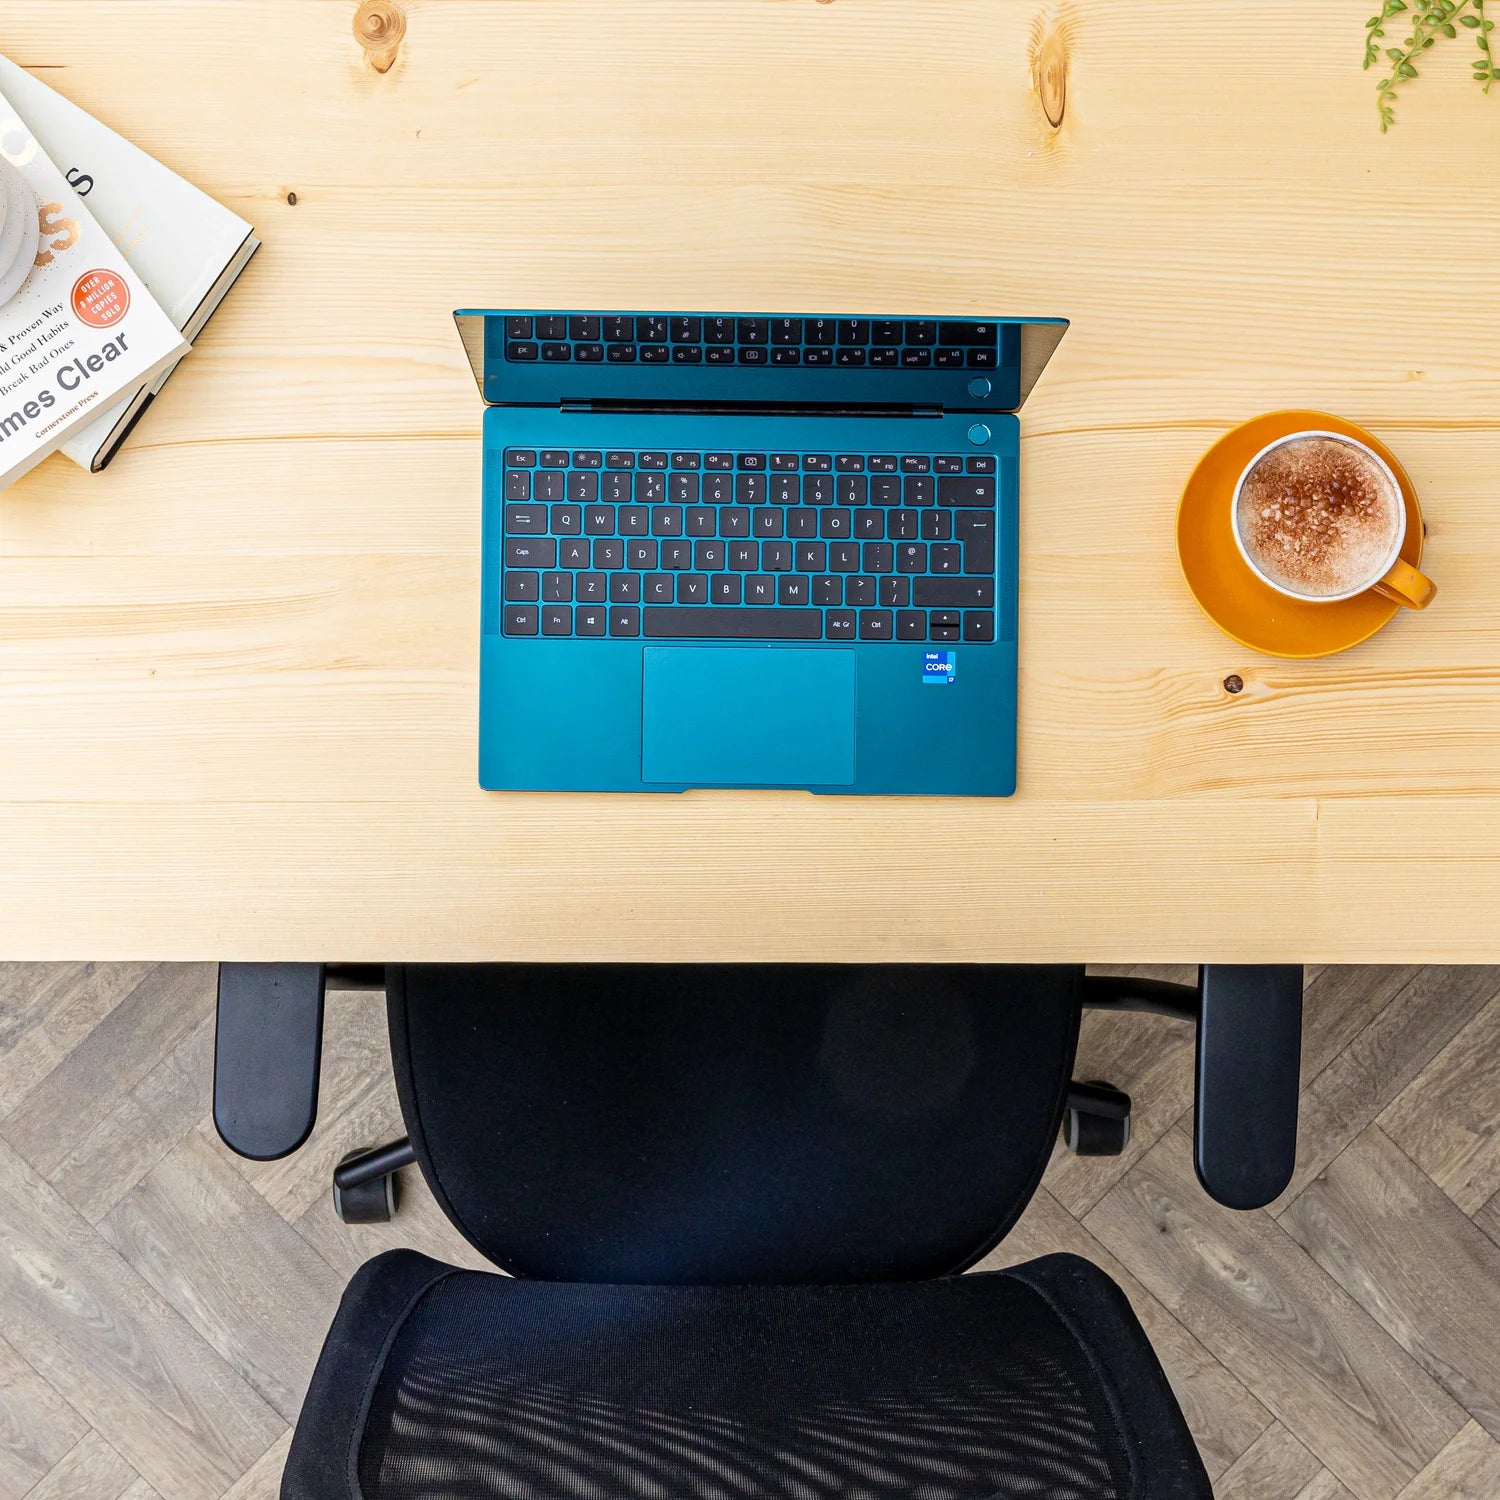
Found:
1,965 -> 1499,1500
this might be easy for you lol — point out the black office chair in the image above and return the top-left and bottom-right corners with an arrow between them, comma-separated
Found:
214,963 -> 1302,1499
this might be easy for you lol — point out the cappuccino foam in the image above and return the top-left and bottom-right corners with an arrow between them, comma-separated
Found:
1236,436 -> 1401,598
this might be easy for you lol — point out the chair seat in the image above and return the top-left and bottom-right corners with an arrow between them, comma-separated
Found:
283,1250 -> 1211,1500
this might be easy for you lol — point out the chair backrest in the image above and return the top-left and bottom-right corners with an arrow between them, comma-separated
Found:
387,963 -> 1083,1283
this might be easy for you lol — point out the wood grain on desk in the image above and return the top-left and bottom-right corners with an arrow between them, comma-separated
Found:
1,1 -> 1498,961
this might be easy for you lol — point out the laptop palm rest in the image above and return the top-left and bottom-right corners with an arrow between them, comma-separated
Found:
642,647 -> 856,787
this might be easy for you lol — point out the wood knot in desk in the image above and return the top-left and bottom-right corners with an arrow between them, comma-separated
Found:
1030,8 -> 1074,130
355,0 -> 406,73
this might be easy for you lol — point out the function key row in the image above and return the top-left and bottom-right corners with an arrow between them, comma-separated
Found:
504,449 -> 996,475
505,316 -> 998,347
506,341 -> 994,368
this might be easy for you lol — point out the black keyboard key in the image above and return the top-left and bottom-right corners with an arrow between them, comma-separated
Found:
863,542 -> 893,573
820,510 -> 853,539
803,474 -> 834,505
505,605 -> 538,635
627,540 -> 657,570
964,611 -> 995,642
652,506 -> 684,537
573,451 -> 602,469
618,506 -> 649,536
672,452 -> 702,469
901,349 -> 933,368
672,345 -> 703,364
542,605 -> 571,636
643,574 -> 674,603
826,611 -> 856,640
676,574 -> 710,604
645,608 -> 821,640
835,347 -> 867,367
931,543 -> 963,574
737,317 -> 769,344
913,578 -> 995,609
899,456 -> 930,474
931,621 -> 960,643
896,543 -> 927,573
584,505 -> 614,534
670,474 -> 700,504
713,575 -> 742,604
798,542 -> 827,572
505,470 -> 531,500
859,609 -> 893,640
567,472 -> 599,503
934,348 -> 965,368
738,453 -> 766,471
606,450 -> 635,469
956,510 -> 996,573
593,539 -> 624,570
671,317 -> 702,342
506,316 -> 534,339
838,476 -> 868,507
543,572 -> 572,603
813,576 -> 842,606
686,507 -> 716,537
576,607 -> 607,637
920,509 -> 952,542
940,475 -> 996,507
869,455 -> 899,473
934,457 -> 964,476
905,321 -> 937,345
705,316 -> 735,345
897,610 -> 926,641
931,611 -> 960,631
505,504 -> 547,535
504,571 -> 540,601
939,322 -> 994,345
769,473 -> 800,506
535,472 -> 566,503
505,449 -> 537,466
704,471 -> 733,505
854,511 -> 884,540
838,319 -> 871,345
610,574 -> 640,603
576,574 -> 608,604
803,348 -> 834,365
873,320 -> 903,344
506,538 -> 556,569
752,506 -> 783,537
639,316 -> 669,343
706,451 -> 734,470
881,577 -> 911,609
661,541 -> 692,570
640,345 -> 670,363
559,539 -> 591,569
869,347 -> 900,367
569,316 -> 601,340
966,348 -> 997,368
636,472 -> 666,504
778,575 -> 808,606
761,541 -> 792,571
603,316 -> 635,342
829,542 -> 860,572
771,318 -> 802,344
738,347 -> 767,365
968,456 -> 997,474
601,471 -> 632,504
729,542 -> 758,571
610,606 -> 641,637
845,578 -> 876,608
771,348 -> 801,365
771,453 -> 800,471
870,476 -> 902,506
507,342 -> 539,361
541,342 -> 571,362
606,344 -> 638,363
536,316 -> 568,340
695,540 -> 725,571
738,475 -> 768,507
720,507 -> 751,537
745,576 -> 777,605
888,510 -> 919,541
787,509 -> 818,539
643,447 -> 671,466
540,450 -> 569,468
805,318 -> 836,346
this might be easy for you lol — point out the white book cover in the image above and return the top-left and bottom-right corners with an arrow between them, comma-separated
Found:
0,89 -> 187,491
0,56 -> 258,470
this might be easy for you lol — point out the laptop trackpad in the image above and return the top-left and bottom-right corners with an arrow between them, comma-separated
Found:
642,647 -> 855,787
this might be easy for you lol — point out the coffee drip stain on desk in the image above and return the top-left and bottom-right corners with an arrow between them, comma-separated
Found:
354,0 -> 406,74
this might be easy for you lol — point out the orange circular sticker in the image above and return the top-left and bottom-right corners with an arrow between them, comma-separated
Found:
71,270 -> 130,329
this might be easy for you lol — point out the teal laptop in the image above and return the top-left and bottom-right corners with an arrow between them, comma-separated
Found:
455,311 -> 1066,796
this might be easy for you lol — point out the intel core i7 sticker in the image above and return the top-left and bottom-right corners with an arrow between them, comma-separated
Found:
922,651 -> 955,685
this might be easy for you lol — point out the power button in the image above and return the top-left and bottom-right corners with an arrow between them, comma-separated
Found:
967,423 -> 991,446
967,377 -> 992,401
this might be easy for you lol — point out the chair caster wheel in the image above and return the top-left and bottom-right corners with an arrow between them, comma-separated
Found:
333,1149 -> 399,1223
1063,1082 -> 1131,1156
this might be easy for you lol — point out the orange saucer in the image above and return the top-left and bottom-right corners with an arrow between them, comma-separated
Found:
1176,410 -> 1426,659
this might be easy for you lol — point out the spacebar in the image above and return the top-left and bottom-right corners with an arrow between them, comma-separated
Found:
644,608 -> 823,640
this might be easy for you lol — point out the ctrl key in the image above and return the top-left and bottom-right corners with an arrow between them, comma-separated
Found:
503,605 -> 538,636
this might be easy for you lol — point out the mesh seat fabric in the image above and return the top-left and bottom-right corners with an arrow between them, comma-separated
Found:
283,1251 -> 1210,1500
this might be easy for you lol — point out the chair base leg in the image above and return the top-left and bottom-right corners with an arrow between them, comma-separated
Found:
333,1139 -> 415,1224
1063,1081 -> 1131,1156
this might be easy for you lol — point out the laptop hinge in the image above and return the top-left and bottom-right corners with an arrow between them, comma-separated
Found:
556,399 -> 945,418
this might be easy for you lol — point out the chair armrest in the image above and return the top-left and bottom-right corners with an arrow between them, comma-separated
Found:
213,963 -> 325,1161
1194,965 -> 1303,1210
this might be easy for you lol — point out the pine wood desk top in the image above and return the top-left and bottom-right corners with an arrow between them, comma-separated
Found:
2,2 -> 1499,962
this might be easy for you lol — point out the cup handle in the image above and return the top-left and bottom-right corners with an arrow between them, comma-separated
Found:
1372,557 -> 1437,610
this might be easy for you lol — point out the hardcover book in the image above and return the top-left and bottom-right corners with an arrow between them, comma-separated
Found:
0,82 -> 188,491
0,56 -> 259,471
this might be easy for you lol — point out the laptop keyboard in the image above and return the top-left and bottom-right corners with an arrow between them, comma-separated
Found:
501,449 -> 998,643
502,316 -> 1000,370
